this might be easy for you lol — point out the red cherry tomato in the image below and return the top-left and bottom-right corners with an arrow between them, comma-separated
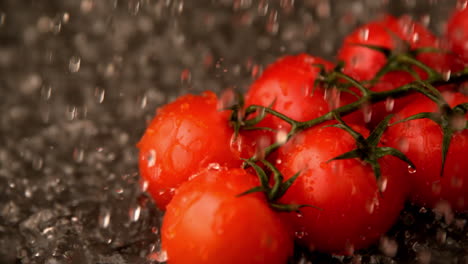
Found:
385,92 -> 468,212
245,54 -> 361,139
161,168 -> 293,264
137,91 -> 254,210
446,4 -> 468,63
275,123 -> 408,254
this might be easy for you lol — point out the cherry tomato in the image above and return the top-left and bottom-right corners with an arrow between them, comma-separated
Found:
446,4 -> 468,63
137,91 -> 254,210
275,123 -> 408,254
385,92 -> 468,212
161,168 -> 293,264
245,54 -> 361,140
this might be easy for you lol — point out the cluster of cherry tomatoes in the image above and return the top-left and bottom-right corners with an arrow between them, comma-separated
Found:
138,5 -> 468,264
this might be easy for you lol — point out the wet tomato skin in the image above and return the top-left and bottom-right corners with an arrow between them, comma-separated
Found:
161,168 -> 293,264
137,91 -> 255,210
446,5 -> 468,63
275,123 -> 408,254
386,92 -> 468,212
245,54 -> 361,138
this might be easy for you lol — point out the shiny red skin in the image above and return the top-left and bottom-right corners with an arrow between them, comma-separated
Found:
245,54 -> 361,138
446,5 -> 468,63
162,168 -> 293,264
276,123 -> 408,254
137,92 -> 254,210
386,92 -> 468,212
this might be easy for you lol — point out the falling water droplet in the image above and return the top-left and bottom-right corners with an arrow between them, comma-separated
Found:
275,130 -> 288,145
129,205 -> 141,222
128,0 -> 140,15
69,56 -> 81,73
442,70 -> 451,81
359,28 -> 369,41
99,208 -> 111,228
385,98 -> 395,112
94,87 -> 105,103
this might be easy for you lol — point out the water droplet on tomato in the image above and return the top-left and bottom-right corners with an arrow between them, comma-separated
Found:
294,230 -> 307,239
378,177 -> 388,193
275,129 -> 288,145
266,10 -> 279,34
385,98 -> 395,112
207,163 -> 221,171
361,104 -> 372,123
146,150 -> 156,168
442,70 -> 451,81
408,165 -> 416,174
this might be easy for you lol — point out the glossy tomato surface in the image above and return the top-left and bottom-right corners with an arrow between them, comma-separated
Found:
245,54 -> 360,136
446,4 -> 468,63
386,92 -> 468,212
161,168 -> 293,264
275,123 -> 408,254
138,91 -> 254,210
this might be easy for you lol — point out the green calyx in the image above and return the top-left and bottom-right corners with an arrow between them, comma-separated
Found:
327,113 -> 415,184
391,101 -> 468,177
237,159 -> 321,213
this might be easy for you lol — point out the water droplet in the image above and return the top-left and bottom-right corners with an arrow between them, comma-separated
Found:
230,133 -> 243,154
129,205 -> 141,222
94,87 -> 105,103
40,85 -> 52,101
73,148 -> 84,163
408,165 -> 416,174
442,70 -> 451,81
207,163 -> 221,170
140,95 -> 148,109
378,177 -> 388,192
362,104 -> 372,123
385,98 -> 395,112
275,130 -> 288,145
141,180 -> 149,192
62,13 -> 70,23
25,188 -> 33,198
266,10 -> 279,34
258,0 -> 269,15
295,230 -> 307,239
128,0 -> 140,15
69,56 -> 81,73
359,28 -> 369,41
99,208 -> 111,228
32,156 -> 44,170
146,150 -> 156,167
